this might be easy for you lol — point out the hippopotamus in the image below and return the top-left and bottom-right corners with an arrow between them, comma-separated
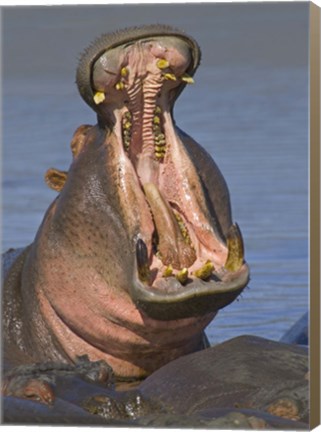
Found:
3,336 -> 309,429
2,24 -> 250,403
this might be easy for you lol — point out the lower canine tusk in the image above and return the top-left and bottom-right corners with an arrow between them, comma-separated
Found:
224,223 -> 244,272
136,239 -> 151,282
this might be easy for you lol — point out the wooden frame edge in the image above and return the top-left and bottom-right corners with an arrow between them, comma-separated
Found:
310,1 -> 321,429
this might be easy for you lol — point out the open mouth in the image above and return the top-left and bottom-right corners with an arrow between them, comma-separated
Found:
77,26 -> 250,320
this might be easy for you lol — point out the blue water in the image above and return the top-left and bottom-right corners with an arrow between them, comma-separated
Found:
1,4 -> 309,344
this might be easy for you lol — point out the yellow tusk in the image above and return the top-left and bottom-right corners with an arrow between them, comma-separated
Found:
120,67 -> 128,77
164,73 -> 177,81
44,168 -> 68,192
176,268 -> 188,285
224,223 -> 245,272
93,91 -> 105,105
115,82 -> 125,91
155,152 -> 165,160
155,145 -> 166,153
162,265 -> 173,277
181,73 -> 195,84
156,59 -> 170,69
193,260 -> 214,280
123,121 -> 132,130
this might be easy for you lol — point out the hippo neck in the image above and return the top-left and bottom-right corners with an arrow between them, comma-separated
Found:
22,129 -> 214,377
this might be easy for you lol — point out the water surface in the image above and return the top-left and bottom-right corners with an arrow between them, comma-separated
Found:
2,3 -> 309,343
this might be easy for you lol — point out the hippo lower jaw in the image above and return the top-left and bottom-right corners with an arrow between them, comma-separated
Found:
133,264 -> 249,321
77,29 -> 250,320
132,226 -> 250,321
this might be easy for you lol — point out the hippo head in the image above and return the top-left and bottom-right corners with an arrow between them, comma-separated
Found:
66,24 -> 250,322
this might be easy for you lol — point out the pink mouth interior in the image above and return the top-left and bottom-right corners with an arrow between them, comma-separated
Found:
92,36 -> 229,288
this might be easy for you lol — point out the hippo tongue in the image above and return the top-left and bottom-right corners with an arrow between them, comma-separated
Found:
143,183 -> 196,270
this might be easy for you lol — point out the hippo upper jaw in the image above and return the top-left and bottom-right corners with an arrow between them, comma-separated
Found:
73,25 -> 250,321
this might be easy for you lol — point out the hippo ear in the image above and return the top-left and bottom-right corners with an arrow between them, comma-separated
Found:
44,125 -> 93,192
45,168 -> 68,192
70,124 -> 93,158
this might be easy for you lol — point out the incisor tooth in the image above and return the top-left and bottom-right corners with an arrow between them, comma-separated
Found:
181,73 -> 195,84
45,168 -> 68,192
224,223 -> 244,272
193,260 -> 214,280
115,82 -> 124,90
155,152 -> 165,160
176,268 -> 188,285
120,67 -> 128,77
164,73 -> 177,81
123,121 -> 132,130
156,59 -> 170,69
162,265 -> 173,277
155,145 -> 166,152
93,91 -> 105,105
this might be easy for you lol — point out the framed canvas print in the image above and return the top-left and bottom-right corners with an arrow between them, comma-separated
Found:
1,1 -> 320,429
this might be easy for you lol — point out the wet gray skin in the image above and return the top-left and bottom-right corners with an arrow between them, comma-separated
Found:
3,25 -> 250,390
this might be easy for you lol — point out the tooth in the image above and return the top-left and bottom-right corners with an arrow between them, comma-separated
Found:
155,152 -> 165,160
164,73 -> 177,81
155,133 -> 165,141
93,91 -> 105,104
154,106 -> 162,114
153,125 -> 161,133
181,73 -> 195,84
120,67 -> 128,77
143,183 -> 196,269
45,168 -> 68,192
153,116 -> 161,125
193,260 -> 214,280
176,268 -> 188,285
156,59 -> 170,69
155,136 -> 166,144
162,265 -> 173,277
123,121 -> 132,130
174,212 -> 191,244
155,145 -> 166,153
136,239 -> 151,282
115,82 -> 124,90
224,223 -> 244,272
